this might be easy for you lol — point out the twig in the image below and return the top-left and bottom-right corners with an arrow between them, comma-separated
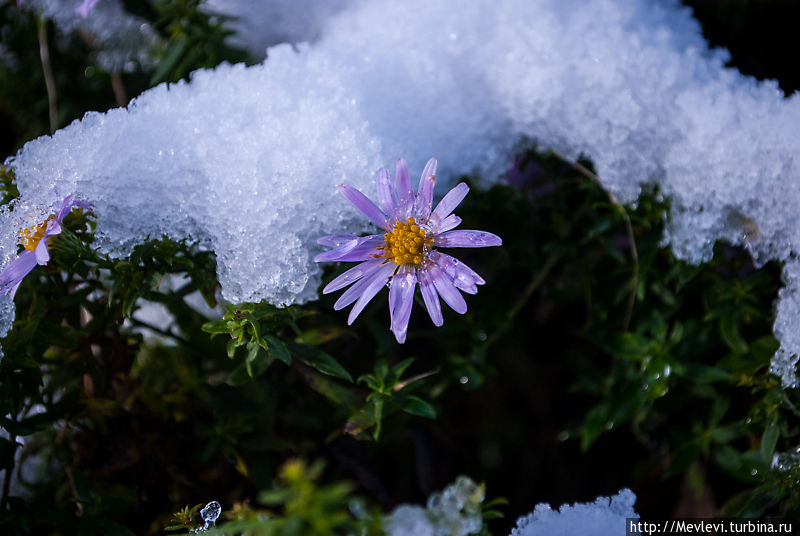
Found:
110,71 -> 127,107
483,251 -> 561,350
37,16 -> 58,134
553,152 -> 639,332
65,467 -> 84,517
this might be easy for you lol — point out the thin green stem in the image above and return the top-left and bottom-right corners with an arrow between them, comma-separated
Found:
37,16 -> 58,134
483,251 -> 561,350
553,152 -> 639,332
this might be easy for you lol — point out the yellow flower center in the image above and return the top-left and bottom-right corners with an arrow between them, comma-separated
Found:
20,216 -> 54,251
379,217 -> 434,266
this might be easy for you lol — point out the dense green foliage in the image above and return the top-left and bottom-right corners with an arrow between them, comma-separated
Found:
0,1 -> 799,535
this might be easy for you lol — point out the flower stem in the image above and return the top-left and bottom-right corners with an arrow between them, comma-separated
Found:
110,71 -> 127,107
483,251 -> 561,350
553,151 -> 639,332
37,15 -> 58,134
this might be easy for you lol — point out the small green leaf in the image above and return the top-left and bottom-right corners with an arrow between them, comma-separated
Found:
719,315 -> 748,354
226,338 -> 238,359
201,320 -> 229,335
288,342 -> 353,382
391,357 -> 416,378
761,421 -> 779,465
400,395 -> 437,419
265,335 -> 291,365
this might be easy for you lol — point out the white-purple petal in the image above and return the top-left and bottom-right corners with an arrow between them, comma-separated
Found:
0,251 -> 38,298
347,262 -> 396,325
414,157 -> 437,220
317,234 -> 359,247
430,265 -> 467,314
34,239 -> 50,265
389,266 -> 417,343
432,214 -> 461,234
376,168 -> 400,221
334,260 -> 386,310
430,182 -> 469,225
339,184 -> 389,229
314,235 -> 382,262
435,252 -> 486,291
395,158 -> 414,218
44,219 -> 62,237
418,267 -> 443,326
436,230 -> 502,248
323,260 -> 379,294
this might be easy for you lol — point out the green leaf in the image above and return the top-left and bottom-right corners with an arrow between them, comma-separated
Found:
287,342 -> 353,382
265,335 -> 291,365
400,395 -> 437,419
201,320 -> 229,335
150,34 -> 190,85
580,405 -> 609,451
391,357 -> 416,378
719,315 -> 748,354
761,421 -> 779,465
226,338 -> 238,359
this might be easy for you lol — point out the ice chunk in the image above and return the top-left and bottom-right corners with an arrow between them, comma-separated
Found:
510,489 -> 638,536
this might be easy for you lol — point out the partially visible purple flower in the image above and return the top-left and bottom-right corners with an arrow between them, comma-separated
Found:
0,195 -> 91,299
315,158 -> 501,343
76,0 -> 100,18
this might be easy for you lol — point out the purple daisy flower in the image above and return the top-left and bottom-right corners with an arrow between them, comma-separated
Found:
315,157 -> 501,343
0,195 -> 91,299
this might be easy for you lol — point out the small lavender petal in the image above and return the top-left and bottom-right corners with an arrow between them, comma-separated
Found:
376,168 -> 400,221
323,260 -> 377,294
395,158 -> 414,218
334,237 -> 384,262
436,230 -> 502,248
76,0 -> 100,18
414,157 -> 437,219
317,234 -> 359,247
347,262 -> 396,325
418,267 -> 443,326
314,235 -> 382,262
430,182 -> 469,225
339,184 -> 389,229
430,265 -> 467,314
334,260 -> 385,310
389,266 -> 417,343
44,219 -> 62,237
0,251 -> 37,298
432,214 -> 461,234
314,241 -> 358,262
34,239 -> 50,265
436,252 -> 486,292
56,195 -> 74,222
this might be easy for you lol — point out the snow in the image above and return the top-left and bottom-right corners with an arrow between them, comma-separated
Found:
510,489 -> 638,536
4,0 -> 800,383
